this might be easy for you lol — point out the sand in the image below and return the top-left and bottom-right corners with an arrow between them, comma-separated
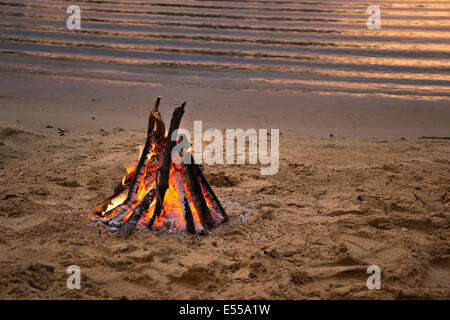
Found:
1,0 -> 449,300
0,116 -> 449,299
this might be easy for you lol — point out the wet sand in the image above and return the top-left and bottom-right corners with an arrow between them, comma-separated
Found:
1,73 -> 450,139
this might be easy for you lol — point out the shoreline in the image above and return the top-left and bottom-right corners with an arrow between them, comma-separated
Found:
1,73 -> 449,140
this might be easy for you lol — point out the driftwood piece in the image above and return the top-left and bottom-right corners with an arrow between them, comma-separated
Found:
107,205 -> 133,227
102,97 -> 161,224
118,188 -> 156,238
148,101 -> 186,229
126,96 -> 160,204
182,162 -> 215,229
173,170 -> 196,234
193,163 -> 229,223
90,188 -> 128,216
182,197 -> 196,234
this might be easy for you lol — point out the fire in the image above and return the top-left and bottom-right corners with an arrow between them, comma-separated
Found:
91,97 -> 228,237
102,150 -> 208,233
104,192 -> 127,214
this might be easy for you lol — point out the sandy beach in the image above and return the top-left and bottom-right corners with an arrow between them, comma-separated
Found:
0,0 -> 449,300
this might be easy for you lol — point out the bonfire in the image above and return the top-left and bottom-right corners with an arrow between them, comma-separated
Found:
91,97 -> 229,238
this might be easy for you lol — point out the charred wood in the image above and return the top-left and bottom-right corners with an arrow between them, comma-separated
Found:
148,101 -> 186,229
173,170 -> 196,234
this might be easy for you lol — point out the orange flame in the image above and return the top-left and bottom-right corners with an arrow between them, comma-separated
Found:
101,140 -> 221,233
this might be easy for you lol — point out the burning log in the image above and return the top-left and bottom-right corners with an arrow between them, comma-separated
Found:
193,162 -> 229,224
182,162 -> 215,229
126,96 -> 162,204
173,171 -> 196,234
91,97 -> 228,237
101,97 -> 164,227
119,188 -> 156,238
147,102 -> 186,230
